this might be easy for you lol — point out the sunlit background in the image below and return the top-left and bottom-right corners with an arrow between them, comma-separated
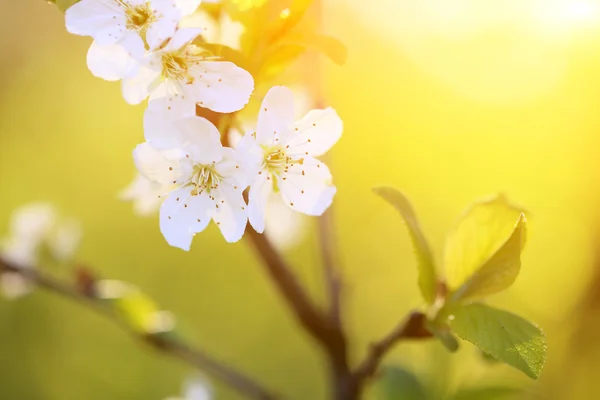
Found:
2,0 -> 600,398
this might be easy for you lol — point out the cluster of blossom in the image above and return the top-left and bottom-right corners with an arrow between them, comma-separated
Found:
65,0 -> 343,251
0,203 -> 81,298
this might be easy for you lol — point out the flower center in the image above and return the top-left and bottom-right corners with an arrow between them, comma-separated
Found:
263,146 -> 304,176
124,2 -> 155,32
161,45 -> 209,83
161,51 -> 191,81
188,165 -> 221,196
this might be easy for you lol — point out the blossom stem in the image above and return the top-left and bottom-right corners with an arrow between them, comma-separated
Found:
0,258 -> 279,400
351,311 -> 432,385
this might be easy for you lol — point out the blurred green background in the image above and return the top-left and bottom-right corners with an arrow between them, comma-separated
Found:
3,0 -> 600,398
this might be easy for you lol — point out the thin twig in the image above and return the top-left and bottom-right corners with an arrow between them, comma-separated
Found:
317,181 -> 343,327
0,258 -> 278,400
352,311 -> 432,385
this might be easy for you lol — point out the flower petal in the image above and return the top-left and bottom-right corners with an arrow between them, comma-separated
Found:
279,157 -> 336,216
264,193 -> 306,250
187,61 -> 254,113
248,173 -> 271,233
159,187 -> 213,251
213,185 -> 248,243
214,147 -> 252,188
256,86 -> 295,145
144,104 -> 222,163
173,117 -> 223,164
284,108 -> 343,158
163,27 -> 202,52
120,173 -> 167,216
174,0 -> 202,16
65,0 -> 126,45
133,143 -> 185,185
146,0 -> 181,50
1,272 -> 32,300
86,39 -> 141,81
121,62 -> 162,104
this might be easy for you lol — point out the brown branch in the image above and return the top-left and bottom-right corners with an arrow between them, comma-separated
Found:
352,311 -> 432,385
0,258 -> 278,400
245,228 -> 354,400
317,177 -> 343,328
245,227 -> 333,344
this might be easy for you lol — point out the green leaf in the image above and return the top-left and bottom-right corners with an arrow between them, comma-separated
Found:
452,386 -> 522,400
280,33 -> 348,65
451,213 -> 526,301
375,366 -> 430,400
374,187 -> 438,304
51,0 -> 79,12
449,304 -> 546,379
444,194 -> 526,296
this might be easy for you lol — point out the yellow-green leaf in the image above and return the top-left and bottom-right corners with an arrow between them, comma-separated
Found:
114,291 -> 160,333
376,366 -> 430,400
444,195 -> 526,292
450,304 -> 546,379
280,33 -> 347,66
451,213 -> 526,301
374,187 -> 438,304
50,0 -> 79,12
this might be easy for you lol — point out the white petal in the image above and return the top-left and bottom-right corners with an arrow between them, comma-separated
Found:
10,203 -> 57,243
47,218 -> 82,262
65,0 -> 127,45
1,273 -> 32,300
256,86 -> 295,145
160,187 -> 213,250
174,0 -> 202,16
86,40 -> 140,81
133,143 -> 185,185
188,61 -> 254,113
122,62 -> 162,104
214,147 -> 251,188
120,173 -> 167,216
146,0 -> 181,50
1,237 -> 39,266
212,185 -> 247,243
264,193 -> 306,251
248,173 -> 271,233
163,27 -> 202,52
172,117 -> 223,164
279,157 -> 336,216
184,378 -> 212,400
284,108 -> 343,158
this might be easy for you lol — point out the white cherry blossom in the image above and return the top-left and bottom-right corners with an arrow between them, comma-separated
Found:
228,87 -> 312,250
134,102 -> 250,249
0,203 -> 82,299
237,86 -> 343,234
66,0 -> 200,80
122,27 -> 254,113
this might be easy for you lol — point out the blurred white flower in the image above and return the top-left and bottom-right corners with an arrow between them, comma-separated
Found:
121,173 -> 173,216
166,376 -> 212,400
66,0 -> 200,80
134,101 -> 251,249
181,8 -> 245,50
238,86 -> 343,234
264,193 -> 306,250
0,203 -> 82,299
122,27 -> 254,114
